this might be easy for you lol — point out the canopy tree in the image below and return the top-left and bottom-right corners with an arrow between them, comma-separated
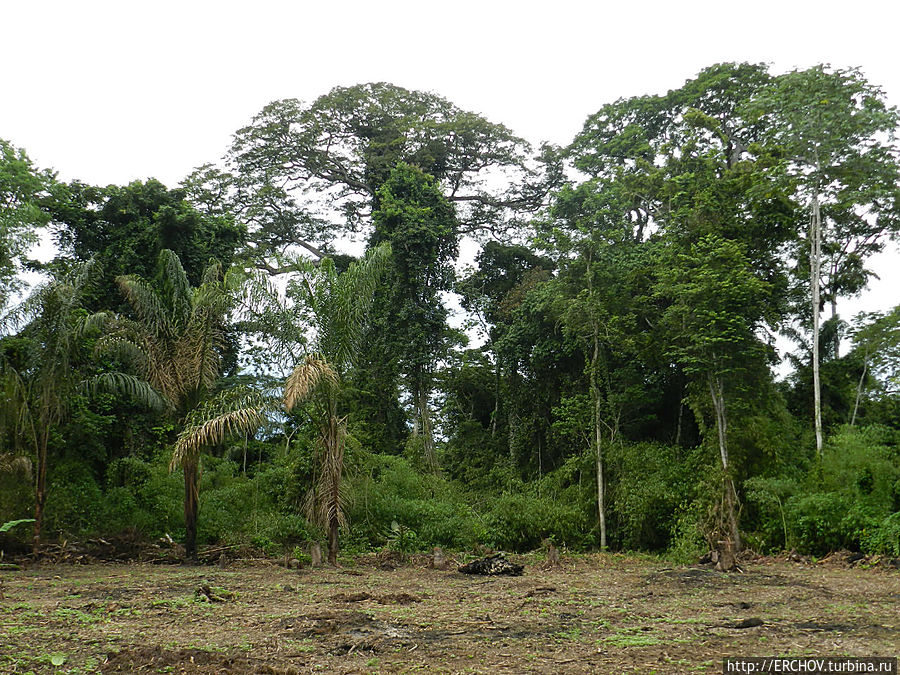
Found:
185,82 -> 551,271
749,65 -> 900,455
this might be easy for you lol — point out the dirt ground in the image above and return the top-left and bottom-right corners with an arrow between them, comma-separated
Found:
1,552 -> 897,674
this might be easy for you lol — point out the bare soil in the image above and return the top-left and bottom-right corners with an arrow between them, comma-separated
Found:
1,552 -> 897,674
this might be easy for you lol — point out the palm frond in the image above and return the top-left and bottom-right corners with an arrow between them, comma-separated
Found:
323,242 -> 390,370
82,372 -> 172,412
116,275 -> 174,338
284,355 -> 339,412
93,333 -> 151,373
156,249 -> 192,325
76,310 -> 112,339
172,387 -> 274,469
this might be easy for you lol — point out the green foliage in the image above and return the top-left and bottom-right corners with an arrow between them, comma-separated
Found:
607,442 -> 694,551
482,489 -> 588,550
52,179 -> 245,313
0,518 -> 35,534
743,426 -> 900,555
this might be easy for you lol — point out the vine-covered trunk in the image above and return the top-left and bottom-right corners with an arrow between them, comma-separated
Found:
708,372 -> 741,551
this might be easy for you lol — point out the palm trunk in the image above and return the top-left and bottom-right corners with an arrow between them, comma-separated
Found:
324,415 -> 345,566
327,516 -> 339,566
32,412 -> 49,555
183,459 -> 199,559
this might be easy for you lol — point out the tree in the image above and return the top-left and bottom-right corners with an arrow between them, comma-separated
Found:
186,83 -> 546,272
97,250 -> 234,558
659,235 -> 776,550
283,244 -> 390,564
750,65 -> 900,456
52,179 -> 245,313
847,307 -> 900,425
0,260 -> 103,553
369,163 -> 458,468
0,139 -> 55,311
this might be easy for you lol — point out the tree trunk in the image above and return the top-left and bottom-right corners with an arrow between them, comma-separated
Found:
327,515 -> 339,566
850,351 -> 869,427
811,185 -> 824,457
419,387 -> 436,472
831,298 -> 840,358
592,331 -> 607,551
708,373 -> 740,551
183,460 -> 199,560
31,426 -> 49,555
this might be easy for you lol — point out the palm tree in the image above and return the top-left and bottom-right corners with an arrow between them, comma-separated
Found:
97,250 -> 234,558
175,244 -> 389,565
283,244 -> 389,565
0,260 -> 103,553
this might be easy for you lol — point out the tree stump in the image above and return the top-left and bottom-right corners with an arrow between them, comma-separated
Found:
715,540 -> 736,572
309,542 -> 323,567
431,546 -> 448,570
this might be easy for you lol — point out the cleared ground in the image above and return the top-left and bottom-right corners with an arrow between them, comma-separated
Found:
1,552 -> 897,673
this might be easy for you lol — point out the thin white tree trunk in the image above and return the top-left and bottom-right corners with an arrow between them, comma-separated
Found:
850,349 -> 869,427
592,330 -> 607,551
811,190 -> 824,457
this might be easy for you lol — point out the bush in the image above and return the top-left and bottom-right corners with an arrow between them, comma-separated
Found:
780,426 -> 900,555
607,442 -> 694,551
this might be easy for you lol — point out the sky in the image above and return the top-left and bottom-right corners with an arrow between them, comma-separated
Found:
2,0 -> 899,322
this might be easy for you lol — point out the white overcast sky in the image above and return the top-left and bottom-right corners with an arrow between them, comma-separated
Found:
2,0 -> 899,320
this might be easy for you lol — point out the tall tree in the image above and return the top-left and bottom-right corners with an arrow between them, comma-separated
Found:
369,163 -> 458,468
659,235 -> 775,550
750,66 -> 900,456
186,82 -> 547,271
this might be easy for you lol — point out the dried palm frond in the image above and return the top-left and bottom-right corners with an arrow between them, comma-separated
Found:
0,454 -> 32,480
172,388 -> 274,470
284,356 -> 339,412
303,416 -> 349,530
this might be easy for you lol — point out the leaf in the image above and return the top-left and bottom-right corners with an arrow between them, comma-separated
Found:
0,518 -> 35,533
